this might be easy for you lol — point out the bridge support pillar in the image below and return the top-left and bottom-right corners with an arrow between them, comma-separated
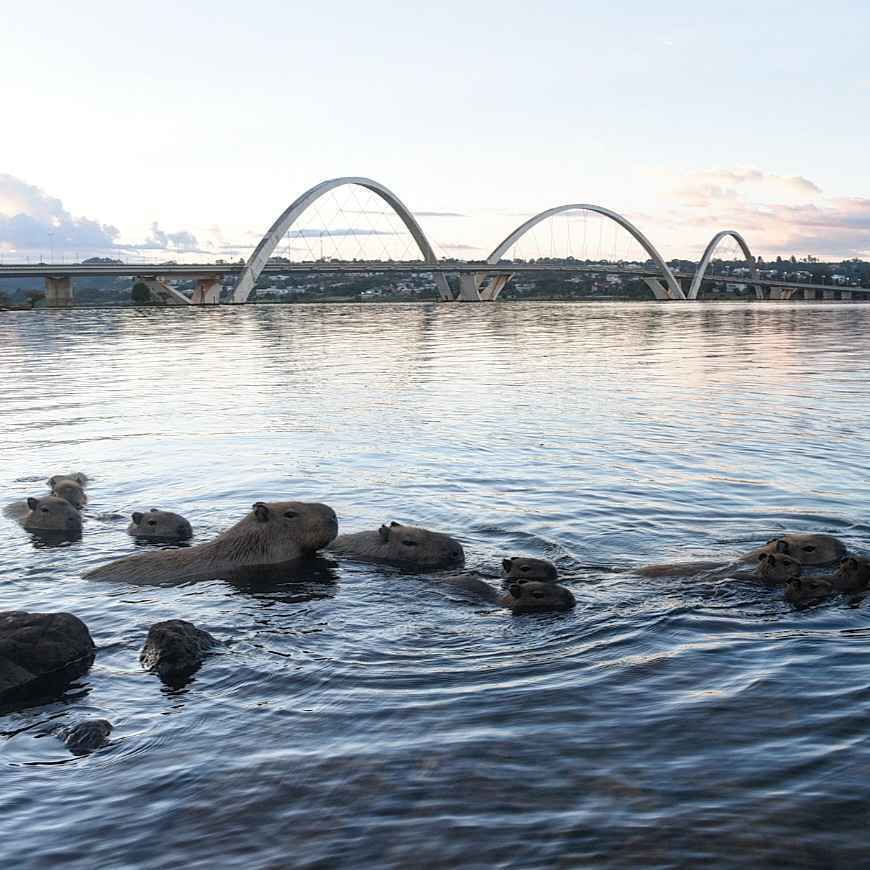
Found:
44,276 -> 73,307
643,277 -> 673,301
457,273 -> 484,302
842,290 -> 853,301
136,277 -> 191,305
803,287 -> 816,301
433,273 -> 454,302
822,289 -> 835,301
769,287 -> 783,300
190,276 -> 222,305
479,274 -> 512,302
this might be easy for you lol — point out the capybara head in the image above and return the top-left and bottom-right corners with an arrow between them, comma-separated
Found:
128,509 -> 193,541
499,580 -> 576,615
47,472 -> 88,488
502,557 -> 558,583
246,501 -> 338,555
757,534 -> 847,567
49,478 -> 87,509
24,495 -> 83,533
375,522 -> 465,570
756,551 -> 801,584
835,556 -> 870,594
784,577 -> 833,606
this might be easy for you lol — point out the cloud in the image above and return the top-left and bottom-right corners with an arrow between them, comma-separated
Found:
438,242 -> 481,250
145,222 -> 199,250
414,210 -> 466,218
671,168 -> 822,209
0,174 -> 119,251
284,227 -> 398,238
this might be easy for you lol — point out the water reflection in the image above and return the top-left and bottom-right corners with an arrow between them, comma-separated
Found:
2,303 -> 870,866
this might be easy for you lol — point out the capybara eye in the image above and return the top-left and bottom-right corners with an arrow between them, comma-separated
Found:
521,565 -> 530,572
532,592 -> 544,599
147,520 -> 157,526
802,545 -> 816,552
41,507 -> 50,513
402,539 -> 418,547
283,511 -> 298,519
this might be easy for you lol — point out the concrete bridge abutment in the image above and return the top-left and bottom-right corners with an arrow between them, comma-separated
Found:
44,276 -> 73,307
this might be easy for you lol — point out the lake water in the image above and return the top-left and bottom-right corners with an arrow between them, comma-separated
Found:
1,302 -> 870,868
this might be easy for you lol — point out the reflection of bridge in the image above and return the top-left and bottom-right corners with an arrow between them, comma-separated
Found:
3,176 -> 869,305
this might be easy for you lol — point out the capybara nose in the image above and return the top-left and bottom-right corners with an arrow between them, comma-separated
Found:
509,583 -> 523,598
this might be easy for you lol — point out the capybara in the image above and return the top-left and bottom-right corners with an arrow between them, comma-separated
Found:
502,557 -> 558,583
784,576 -> 833,606
330,521 -> 464,571
832,556 -> 870,594
48,477 -> 87,509
4,496 -> 83,534
128,509 -> 193,541
85,501 -> 337,584
439,573 -> 576,614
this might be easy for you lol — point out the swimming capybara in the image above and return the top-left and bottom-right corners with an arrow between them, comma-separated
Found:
502,557 -> 558,583
85,500 -> 337,584
754,551 -> 802,585
636,533 -> 849,578
330,521 -> 464,571
128,509 -> 193,541
832,556 -> 870,594
48,476 -> 88,509
439,573 -> 576,614
4,496 -> 83,534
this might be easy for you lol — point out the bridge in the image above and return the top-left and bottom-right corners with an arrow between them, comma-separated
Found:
2,176 -> 868,305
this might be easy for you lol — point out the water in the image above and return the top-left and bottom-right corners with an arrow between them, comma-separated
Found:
1,302 -> 869,868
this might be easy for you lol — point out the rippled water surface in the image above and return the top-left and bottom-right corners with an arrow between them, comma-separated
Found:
2,302 -> 870,868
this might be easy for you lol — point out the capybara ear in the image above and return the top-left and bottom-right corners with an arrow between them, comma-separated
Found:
502,558 -> 513,572
758,553 -> 766,561
74,473 -> 86,485
774,540 -> 789,553
844,557 -> 857,569
390,521 -> 401,528
27,497 -> 39,510
132,512 -> 143,525
509,583 -> 523,598
253,502 -> 270,523
378,524 -> 391,543
150,508 -> 158,513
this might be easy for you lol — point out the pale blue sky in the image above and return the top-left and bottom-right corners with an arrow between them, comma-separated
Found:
2,0 -> 868,261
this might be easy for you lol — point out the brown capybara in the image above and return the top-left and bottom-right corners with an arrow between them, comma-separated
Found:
754,551 -> 802,585
4,496 -> 83,534
127,509 -> 193,541
439,573 -> 576,614
636,533 -> 848,579
47,472 -> 88,488
502,557 -> 558,583
48,475 -> 88,509
330,522 -> 464,571
85,501 -> 337,584
832,556 -> 870,594
784,576 -> 833,606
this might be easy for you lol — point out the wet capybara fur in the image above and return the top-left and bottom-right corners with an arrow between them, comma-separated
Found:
5,496 -> 83,533
330,522 -> 464,571
754,551 -> 802,585
49,478 -> 87,509
833,556 -> 870,594
502,557 -> 558,583
128,509 -> 193,541
85,501 -> 337,584
439,573 -> 575,614
745,534 -> 847,567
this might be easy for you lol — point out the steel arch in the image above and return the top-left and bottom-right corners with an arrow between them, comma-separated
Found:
233,177 -> 447,303
688,230 -> 762,300
485,204 -> 685,300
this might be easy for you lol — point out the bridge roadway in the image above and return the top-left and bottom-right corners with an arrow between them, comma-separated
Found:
1,261 -> 868,301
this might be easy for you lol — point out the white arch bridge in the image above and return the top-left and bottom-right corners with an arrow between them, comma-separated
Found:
3,176 -> 869,305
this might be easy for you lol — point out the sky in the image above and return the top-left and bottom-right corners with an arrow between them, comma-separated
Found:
1,0 -> 869,264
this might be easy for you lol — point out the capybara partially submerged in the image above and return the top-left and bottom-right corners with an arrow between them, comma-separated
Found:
128,509 -> 193,541
636,533 -> 849,579
85,501 -> 337,584
48,476 -> 87,509
502,557 -> 558,583
5,496 -> 83,534
753,551 -> 802,585
784,577 -> 833,606
832,556 -> 870,594
330,521 -> 464,571
140,620 -> 218,681
47,472 -> 88,489
440,573 -> 575,614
